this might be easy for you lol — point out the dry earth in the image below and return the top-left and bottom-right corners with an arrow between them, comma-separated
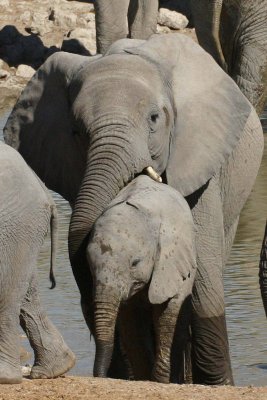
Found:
1,377 -> 267,400
0,1 -> 266,399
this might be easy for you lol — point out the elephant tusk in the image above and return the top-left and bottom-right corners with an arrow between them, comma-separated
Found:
145,166 -> 162,183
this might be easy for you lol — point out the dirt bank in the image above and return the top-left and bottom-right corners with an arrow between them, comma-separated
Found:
1,377 -> 267,400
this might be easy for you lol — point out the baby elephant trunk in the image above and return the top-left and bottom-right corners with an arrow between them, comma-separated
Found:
93,297 -> 120,377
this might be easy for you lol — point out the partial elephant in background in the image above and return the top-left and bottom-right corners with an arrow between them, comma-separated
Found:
0,142 -> 75,384
94,0 -> 158,54
4,34 -> 264,385
88,175 -> 197,383
259,221 -> 267,317
190,0 -> 267,115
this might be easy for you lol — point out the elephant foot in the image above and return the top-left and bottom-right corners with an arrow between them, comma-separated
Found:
30,346 -> 76,379
0,361 -> 22,384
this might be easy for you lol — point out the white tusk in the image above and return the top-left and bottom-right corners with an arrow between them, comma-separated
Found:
145,166 -> 162,183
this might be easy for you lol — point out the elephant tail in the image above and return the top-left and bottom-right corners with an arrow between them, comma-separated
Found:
49,203 -> 58,289
259,221 -> 267,317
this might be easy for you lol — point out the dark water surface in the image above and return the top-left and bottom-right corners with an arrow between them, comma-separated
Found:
1,109 -> 267,386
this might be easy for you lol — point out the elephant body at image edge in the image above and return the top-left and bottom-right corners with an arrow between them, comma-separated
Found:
0,142 -> 75,383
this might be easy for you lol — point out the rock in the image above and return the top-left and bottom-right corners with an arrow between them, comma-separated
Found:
159,0 -> 193,26
25,11 -> 53,36
21,364 -> 32,376
158,8 -> 188,30
49,7 -> 77,31
157,24 -> 171,34
0,69 -> 10,79
16,65 -> 35,79
0,0 -> 9,6
19,11 -> 32,25
62,27 -> 96,55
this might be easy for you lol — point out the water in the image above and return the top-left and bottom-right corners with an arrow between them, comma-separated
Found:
1,109 -> 267,386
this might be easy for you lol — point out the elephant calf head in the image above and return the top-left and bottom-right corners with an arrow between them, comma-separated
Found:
86,175 -> 197,382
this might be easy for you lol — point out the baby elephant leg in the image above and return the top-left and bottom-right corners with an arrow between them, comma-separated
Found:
20,273 -> 75,379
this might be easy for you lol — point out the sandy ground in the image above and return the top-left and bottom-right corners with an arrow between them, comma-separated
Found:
0,377 -> 267,400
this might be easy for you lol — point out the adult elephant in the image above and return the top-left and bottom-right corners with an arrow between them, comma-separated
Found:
94,0 -> 158,54
4,34 -> 264,385
190,0 -> 267,115
0,142 -> 75,383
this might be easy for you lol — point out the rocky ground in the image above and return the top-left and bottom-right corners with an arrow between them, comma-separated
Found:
0,0 -> 196,112
0,1 -> 266,399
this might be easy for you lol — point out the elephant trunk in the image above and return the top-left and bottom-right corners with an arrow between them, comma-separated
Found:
259,222 -> 267,317
68,127 -> 151,263
93,296 -> 120,377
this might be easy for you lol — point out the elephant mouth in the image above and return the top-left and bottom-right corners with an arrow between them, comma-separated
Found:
143,166 -> 162,183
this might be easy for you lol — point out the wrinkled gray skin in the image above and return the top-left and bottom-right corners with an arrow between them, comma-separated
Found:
3,34 -> 264,385
0,142 -> 75,384
87,175 -> 197,383
94,0 -> 158,54
190,0 -> 267,115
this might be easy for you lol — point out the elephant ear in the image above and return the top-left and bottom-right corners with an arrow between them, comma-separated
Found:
148,197 -> 197,305
124,34 -> 252,196
4,52 -> 101,204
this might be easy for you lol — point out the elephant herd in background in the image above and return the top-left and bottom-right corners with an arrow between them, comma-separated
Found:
95,0 -> 267,115
0,0 -> 266,386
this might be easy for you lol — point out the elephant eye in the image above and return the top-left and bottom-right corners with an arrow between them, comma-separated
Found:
150,113 -> 159,123
132,258 -> 141,267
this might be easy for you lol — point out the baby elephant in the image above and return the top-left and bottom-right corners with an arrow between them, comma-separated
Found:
0,142 -> 75,384
87,175 -> 196,383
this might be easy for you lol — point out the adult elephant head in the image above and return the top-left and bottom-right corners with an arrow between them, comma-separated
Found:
4,34 -> 250,259
4,34 -> 252,381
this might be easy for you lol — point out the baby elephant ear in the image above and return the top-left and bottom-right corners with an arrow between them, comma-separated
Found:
148,203 -> 197,305
125,33 -> 252,197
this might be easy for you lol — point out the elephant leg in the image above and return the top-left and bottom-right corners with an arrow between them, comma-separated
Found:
0,306 -> 21,384
170,296 -> 193,384
94,0 -> 130,54
20,272 -> 75,379
188,178 -> 234,386
128,0 -> 158,40
119,302 -> 154,380
227,2 -> 267,116
190,0 -> 227,70
231,34 -> 267,116
0,255 -> 27,383
152,296 -> 186,384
